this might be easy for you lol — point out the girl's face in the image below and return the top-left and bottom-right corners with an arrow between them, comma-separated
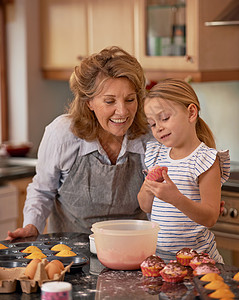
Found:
88,77 -> 138,139
144,97 -> 195,148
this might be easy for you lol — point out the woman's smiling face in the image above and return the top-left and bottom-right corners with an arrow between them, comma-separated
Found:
87,77 -> 138,139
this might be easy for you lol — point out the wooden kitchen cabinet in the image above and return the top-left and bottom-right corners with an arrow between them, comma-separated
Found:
138,0 -> 239,82
9,177 -> 49,234
40,0 -> 239,82
40,0 -> 137,80
0,185 -> 18,240
8,177 -> 33,228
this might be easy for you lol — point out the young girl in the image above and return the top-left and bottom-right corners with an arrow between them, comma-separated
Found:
138,78 -> 230,263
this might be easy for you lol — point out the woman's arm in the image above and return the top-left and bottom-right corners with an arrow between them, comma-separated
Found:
144,158 -> 221,227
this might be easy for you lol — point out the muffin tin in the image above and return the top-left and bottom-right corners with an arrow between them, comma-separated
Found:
0,240 -> 89,269
193,264 -> 239,300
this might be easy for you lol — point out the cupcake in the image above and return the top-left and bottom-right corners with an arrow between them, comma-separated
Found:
140,254 -> 166,277
205,280 -> 229,290
200,272 -> 224,282
189,253 -> 215,270
22,245 -> 42,253
0,243 -> 8,249
193,263 -> 220,276
55,250 -> 76,257
160,261 -> 188,283
209,288 -> 235,299
25,251 -> 47,259
51,244 -> 71,251
233,272 -> 239,281
176,248 -> 197,266
146,166 -> 168,182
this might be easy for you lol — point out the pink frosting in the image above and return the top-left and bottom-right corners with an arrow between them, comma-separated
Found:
160,262 -> 187,276
141,254 -> 165,268
190,253 -> 215,265
193,263 -> 220,275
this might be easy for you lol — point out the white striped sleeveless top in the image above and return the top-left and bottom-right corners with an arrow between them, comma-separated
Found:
145,141 -> 230,263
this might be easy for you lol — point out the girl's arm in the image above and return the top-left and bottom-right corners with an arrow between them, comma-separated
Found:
145,158 -> 221,228
137,180 -> 155,213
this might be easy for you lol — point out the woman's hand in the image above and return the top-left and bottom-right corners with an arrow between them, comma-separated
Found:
5,224 -> 39,241
220,200 -> 225,215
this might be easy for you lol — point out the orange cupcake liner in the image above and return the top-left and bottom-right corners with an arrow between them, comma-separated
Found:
189,262 -> 200,270
176,257 -> 192,266
141,267 -> 162,277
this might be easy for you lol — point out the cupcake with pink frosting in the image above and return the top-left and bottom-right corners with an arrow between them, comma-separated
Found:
189,253 -> 215,270
141,255 -> 166,277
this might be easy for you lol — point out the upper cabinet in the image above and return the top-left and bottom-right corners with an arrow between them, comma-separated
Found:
138,0 -> 239,82
40,0 -> 137,80
40,0 -> 239,82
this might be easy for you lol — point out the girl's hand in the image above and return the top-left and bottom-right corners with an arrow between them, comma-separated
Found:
5,224 -> 39,241
145,170 -> 182,205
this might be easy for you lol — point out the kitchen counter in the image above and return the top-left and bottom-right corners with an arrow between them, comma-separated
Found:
0,157 -> 36,185
0,232 -> 198,300
1,233 -> 239,300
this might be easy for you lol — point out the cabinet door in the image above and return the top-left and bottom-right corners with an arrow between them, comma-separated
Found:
136,0 -> 239,81
137,0 -> 197,71
41,0 -> 137,77
41,0 -> 88,70
87,0 -> 136,55
9,177 -> 33,228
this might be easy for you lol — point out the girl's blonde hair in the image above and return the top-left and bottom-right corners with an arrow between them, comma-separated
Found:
146,78 -> 216,148
68,46 -> 149,140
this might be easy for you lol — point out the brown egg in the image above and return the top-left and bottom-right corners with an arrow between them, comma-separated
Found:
25,258 -> 41,279
51,259 -> 64,271
45,261 -> 62,279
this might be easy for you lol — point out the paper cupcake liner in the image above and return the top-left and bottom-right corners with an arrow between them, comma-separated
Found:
160,272 -> 187,283
176,257 -> 192,266
141,266 -> 162,277
189,262 -> 201,270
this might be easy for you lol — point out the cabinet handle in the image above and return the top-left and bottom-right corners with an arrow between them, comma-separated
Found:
184,55 -> 194,63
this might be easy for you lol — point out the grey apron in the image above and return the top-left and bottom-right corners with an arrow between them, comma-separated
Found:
48,151 -> 147,234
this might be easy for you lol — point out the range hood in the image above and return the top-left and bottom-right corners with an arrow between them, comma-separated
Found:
205,0 -> 239,26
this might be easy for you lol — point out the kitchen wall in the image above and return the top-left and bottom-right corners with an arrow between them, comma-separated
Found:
6,0 -> 239,162
191,81 -> 239,162
6,0 -> 71,154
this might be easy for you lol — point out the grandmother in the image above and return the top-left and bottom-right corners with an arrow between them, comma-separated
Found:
6,46 -> 152,240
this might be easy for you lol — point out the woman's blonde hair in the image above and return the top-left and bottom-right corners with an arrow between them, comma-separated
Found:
68,46 -> 149,140
146,78 -> 216,148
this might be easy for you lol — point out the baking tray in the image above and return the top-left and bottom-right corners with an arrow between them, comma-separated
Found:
0,240 -> 89,270
193,264 -> 239,300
